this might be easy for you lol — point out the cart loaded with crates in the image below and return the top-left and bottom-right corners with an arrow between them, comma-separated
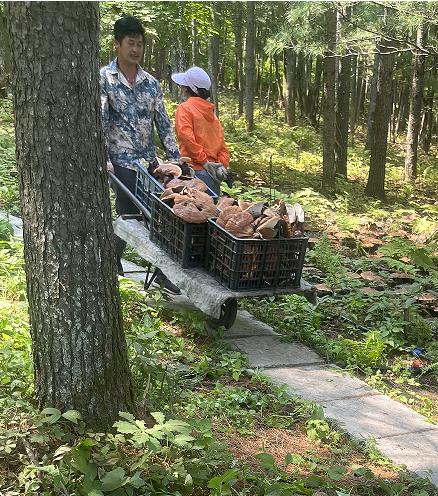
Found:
109,158 -> 315,330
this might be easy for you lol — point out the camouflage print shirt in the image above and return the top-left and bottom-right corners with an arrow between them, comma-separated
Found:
100,59 -> 180,170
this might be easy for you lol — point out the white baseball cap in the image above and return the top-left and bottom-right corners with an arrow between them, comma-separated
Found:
171,66 -> 211,94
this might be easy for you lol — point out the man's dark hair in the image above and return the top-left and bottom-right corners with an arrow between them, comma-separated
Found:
114,16 -> 145,43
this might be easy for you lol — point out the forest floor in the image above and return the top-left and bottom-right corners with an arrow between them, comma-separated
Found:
1,95 -> 438,494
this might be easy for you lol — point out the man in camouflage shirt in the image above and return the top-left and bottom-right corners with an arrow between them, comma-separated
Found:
100,16 -> 181,293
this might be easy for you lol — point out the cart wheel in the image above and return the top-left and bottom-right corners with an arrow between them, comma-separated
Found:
207,298 -> 238,331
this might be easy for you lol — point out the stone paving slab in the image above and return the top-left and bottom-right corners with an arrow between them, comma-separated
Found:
223,311 -> 278,337
228,335 -> 325,368
375,430 -> 438,485
321,393 -> 437,440
264,365 -> 378,402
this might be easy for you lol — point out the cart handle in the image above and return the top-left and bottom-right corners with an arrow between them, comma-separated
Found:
108,171 -> 151,221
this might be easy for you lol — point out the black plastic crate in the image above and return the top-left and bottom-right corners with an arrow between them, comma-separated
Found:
134,160 -> 165,213
206,220 -> 308,290
149,193 -> 209,268
134,160 -> 218,213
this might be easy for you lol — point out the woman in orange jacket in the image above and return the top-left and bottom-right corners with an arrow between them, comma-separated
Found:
171,66 -> 230,194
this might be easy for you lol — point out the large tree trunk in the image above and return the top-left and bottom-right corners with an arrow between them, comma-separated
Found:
365,40 -> 395,199
322,6 -> 337,194
6,1 -> 134,428
208,2 -> 220,115
404,24 -> 427,181
245,1 -> 256,131
284,48 -> 296,126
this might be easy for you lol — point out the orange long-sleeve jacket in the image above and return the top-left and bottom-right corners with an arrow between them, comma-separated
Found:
174,97 -> 230,171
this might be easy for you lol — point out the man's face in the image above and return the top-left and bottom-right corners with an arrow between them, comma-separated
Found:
116,35 -> 144,66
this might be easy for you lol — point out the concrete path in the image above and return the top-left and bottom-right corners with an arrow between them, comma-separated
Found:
120,259 -> 438,487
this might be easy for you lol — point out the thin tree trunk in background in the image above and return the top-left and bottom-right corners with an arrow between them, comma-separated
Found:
245,0 -> 256,131
404,23 -> 427,181
0,9 -> 11,96
285,48 -> 296,126
365,39 -> 395,199
395,84 -> 410,135
265,55 -> 273,111
208,2 -> 220,115
232,2 -> 244,116
366,50 -> 380,150
349,54 -> 357,144
274,54 -> 283,105
322,6 -> 337,194
420,80 -> 434,153
335,48 -> 351,177
358,58 -> 366,118
296,52 -> 305,117
304,56 -> 313,118
309,56 -> 322,128
6,1 -> 134,428
191,18 -> 198,65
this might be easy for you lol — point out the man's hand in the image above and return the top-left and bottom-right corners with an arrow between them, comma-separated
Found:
106,161 -> 114,173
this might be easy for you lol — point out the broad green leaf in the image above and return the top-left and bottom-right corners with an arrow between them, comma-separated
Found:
113,421 -> 139,434
163,419 -> 190,432
256,452 -> 277,470
151,411 -> 165,424
101,467 -> 126,492
172,434 -> 195,447
62,410 -> 81,424
118,411 -> 135,423
128,471 -> 145,489
326,465 -> 346,481
40,407 -> 62,424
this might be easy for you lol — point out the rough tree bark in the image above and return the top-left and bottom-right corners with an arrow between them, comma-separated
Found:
404,23 -> 427,181
365,39 -> 395,199
6,1 -> 134,428
245,1 -> 256,132
322,6 -> 337,194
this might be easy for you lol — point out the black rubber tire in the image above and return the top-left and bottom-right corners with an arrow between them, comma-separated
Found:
207,298 -> 238,331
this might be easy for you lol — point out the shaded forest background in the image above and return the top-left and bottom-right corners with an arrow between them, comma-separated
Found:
2,1 -> 438,200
